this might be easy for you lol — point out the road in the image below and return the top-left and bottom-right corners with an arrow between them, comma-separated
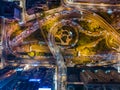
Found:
7,1 -> 118,64
10,9 -> 120,49
6,1 -> 120,90
64,0 -> 120,49
66,0 -> 120,7
25,6 -> 66,22
10,21 -> 39,47
8,0 -> 120,49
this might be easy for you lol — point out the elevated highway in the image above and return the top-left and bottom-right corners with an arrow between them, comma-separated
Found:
5,1 -> 120,90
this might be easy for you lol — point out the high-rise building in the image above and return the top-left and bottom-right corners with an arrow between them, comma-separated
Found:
0,0 -> 22,21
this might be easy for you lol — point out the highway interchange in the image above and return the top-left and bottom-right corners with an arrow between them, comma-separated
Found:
2,0 -> 120,90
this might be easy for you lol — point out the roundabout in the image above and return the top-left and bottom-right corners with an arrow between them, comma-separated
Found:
3,3 -> 120,90
49,19 -> 80,49
6,6 -> 120,67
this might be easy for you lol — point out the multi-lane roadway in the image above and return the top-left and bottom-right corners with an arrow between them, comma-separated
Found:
4,1 -> 120,90
66,0 -> 120,7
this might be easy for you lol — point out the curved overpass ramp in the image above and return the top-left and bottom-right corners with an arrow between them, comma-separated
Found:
7,1 -> 120,90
